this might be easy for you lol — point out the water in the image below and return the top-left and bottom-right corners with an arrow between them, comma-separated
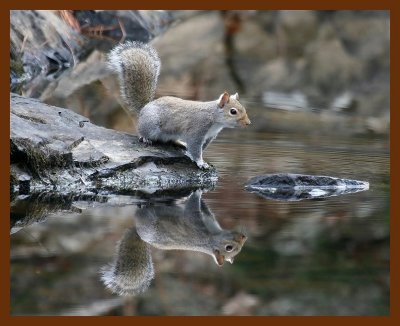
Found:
10,126 -> 390,316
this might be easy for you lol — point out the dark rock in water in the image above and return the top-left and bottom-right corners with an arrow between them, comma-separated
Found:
244,173 -> 369,201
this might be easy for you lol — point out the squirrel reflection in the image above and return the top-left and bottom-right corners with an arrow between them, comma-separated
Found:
101,189 -> 247,296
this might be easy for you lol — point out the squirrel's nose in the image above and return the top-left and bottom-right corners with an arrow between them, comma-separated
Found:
235,233 -> 247,243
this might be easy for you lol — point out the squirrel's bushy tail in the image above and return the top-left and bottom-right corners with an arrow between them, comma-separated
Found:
107,41 -> 161,114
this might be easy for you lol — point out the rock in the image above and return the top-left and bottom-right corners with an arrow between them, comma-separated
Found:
10,10 -> 199,96
10,10 -> 84,93
262,90 -> 309,111
222,292 -> 260,315
365,114 -> 390,134
60,298 -> 124,316
333,11 -> 390,66
305,37 -> 363,93
10,93 -> 218,196
331,91 -> 357,113
244,173 -> 369,201
278,10 -> 318,58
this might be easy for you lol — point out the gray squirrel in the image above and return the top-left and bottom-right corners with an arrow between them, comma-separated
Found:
100,190 -> 247,296
107,41 -> 251,169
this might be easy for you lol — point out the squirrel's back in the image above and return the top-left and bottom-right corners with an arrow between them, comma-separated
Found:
107,41 -> 161,114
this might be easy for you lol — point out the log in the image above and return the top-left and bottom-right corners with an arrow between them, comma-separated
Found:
10,93 -> 218,197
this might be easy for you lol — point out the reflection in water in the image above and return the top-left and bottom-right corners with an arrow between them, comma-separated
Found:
9,132 -> 389,315
246,186 -> 368,201
101,227 -> 155,296
101,190 -> 247,296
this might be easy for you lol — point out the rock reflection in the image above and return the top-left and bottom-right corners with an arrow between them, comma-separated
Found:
101,189 -> 247,296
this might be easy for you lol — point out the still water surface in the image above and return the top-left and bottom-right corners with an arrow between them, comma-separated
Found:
10,128 -> 389,315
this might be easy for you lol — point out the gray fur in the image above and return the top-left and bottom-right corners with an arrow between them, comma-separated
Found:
107,41 -> 160,113
100,227 -> 154,296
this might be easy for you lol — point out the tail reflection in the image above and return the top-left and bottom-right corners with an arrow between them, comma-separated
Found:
100,227 -> 154,296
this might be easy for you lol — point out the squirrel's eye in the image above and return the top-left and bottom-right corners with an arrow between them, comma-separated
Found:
230,108 -> 237,115
225,245 -> 234,252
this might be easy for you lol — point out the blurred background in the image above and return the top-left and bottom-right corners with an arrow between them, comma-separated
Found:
10,10 -> 390,315
11,10 -> 390,135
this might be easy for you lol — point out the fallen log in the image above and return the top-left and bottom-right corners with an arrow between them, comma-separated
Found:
10,93 -> 218,196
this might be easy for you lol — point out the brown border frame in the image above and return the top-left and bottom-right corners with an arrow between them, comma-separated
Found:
2,1 -> 397,325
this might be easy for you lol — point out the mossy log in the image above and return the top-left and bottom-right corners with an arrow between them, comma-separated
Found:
10,93 -> 218,196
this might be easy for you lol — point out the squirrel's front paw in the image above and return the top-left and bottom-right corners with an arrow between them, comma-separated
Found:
196,160 -> 210,170
139,137 -> 153,146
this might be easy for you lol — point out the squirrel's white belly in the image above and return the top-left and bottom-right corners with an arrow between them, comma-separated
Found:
205,124 -> 223,140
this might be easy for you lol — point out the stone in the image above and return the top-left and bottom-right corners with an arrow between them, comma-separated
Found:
244,173 -> 369,201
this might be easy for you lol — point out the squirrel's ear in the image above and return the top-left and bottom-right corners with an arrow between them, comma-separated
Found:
213,249 -> 225,266
218,91 -> 230,108
231,92 -> 239,100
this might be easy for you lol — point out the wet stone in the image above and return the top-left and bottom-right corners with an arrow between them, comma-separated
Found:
244,173 -> 369,201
